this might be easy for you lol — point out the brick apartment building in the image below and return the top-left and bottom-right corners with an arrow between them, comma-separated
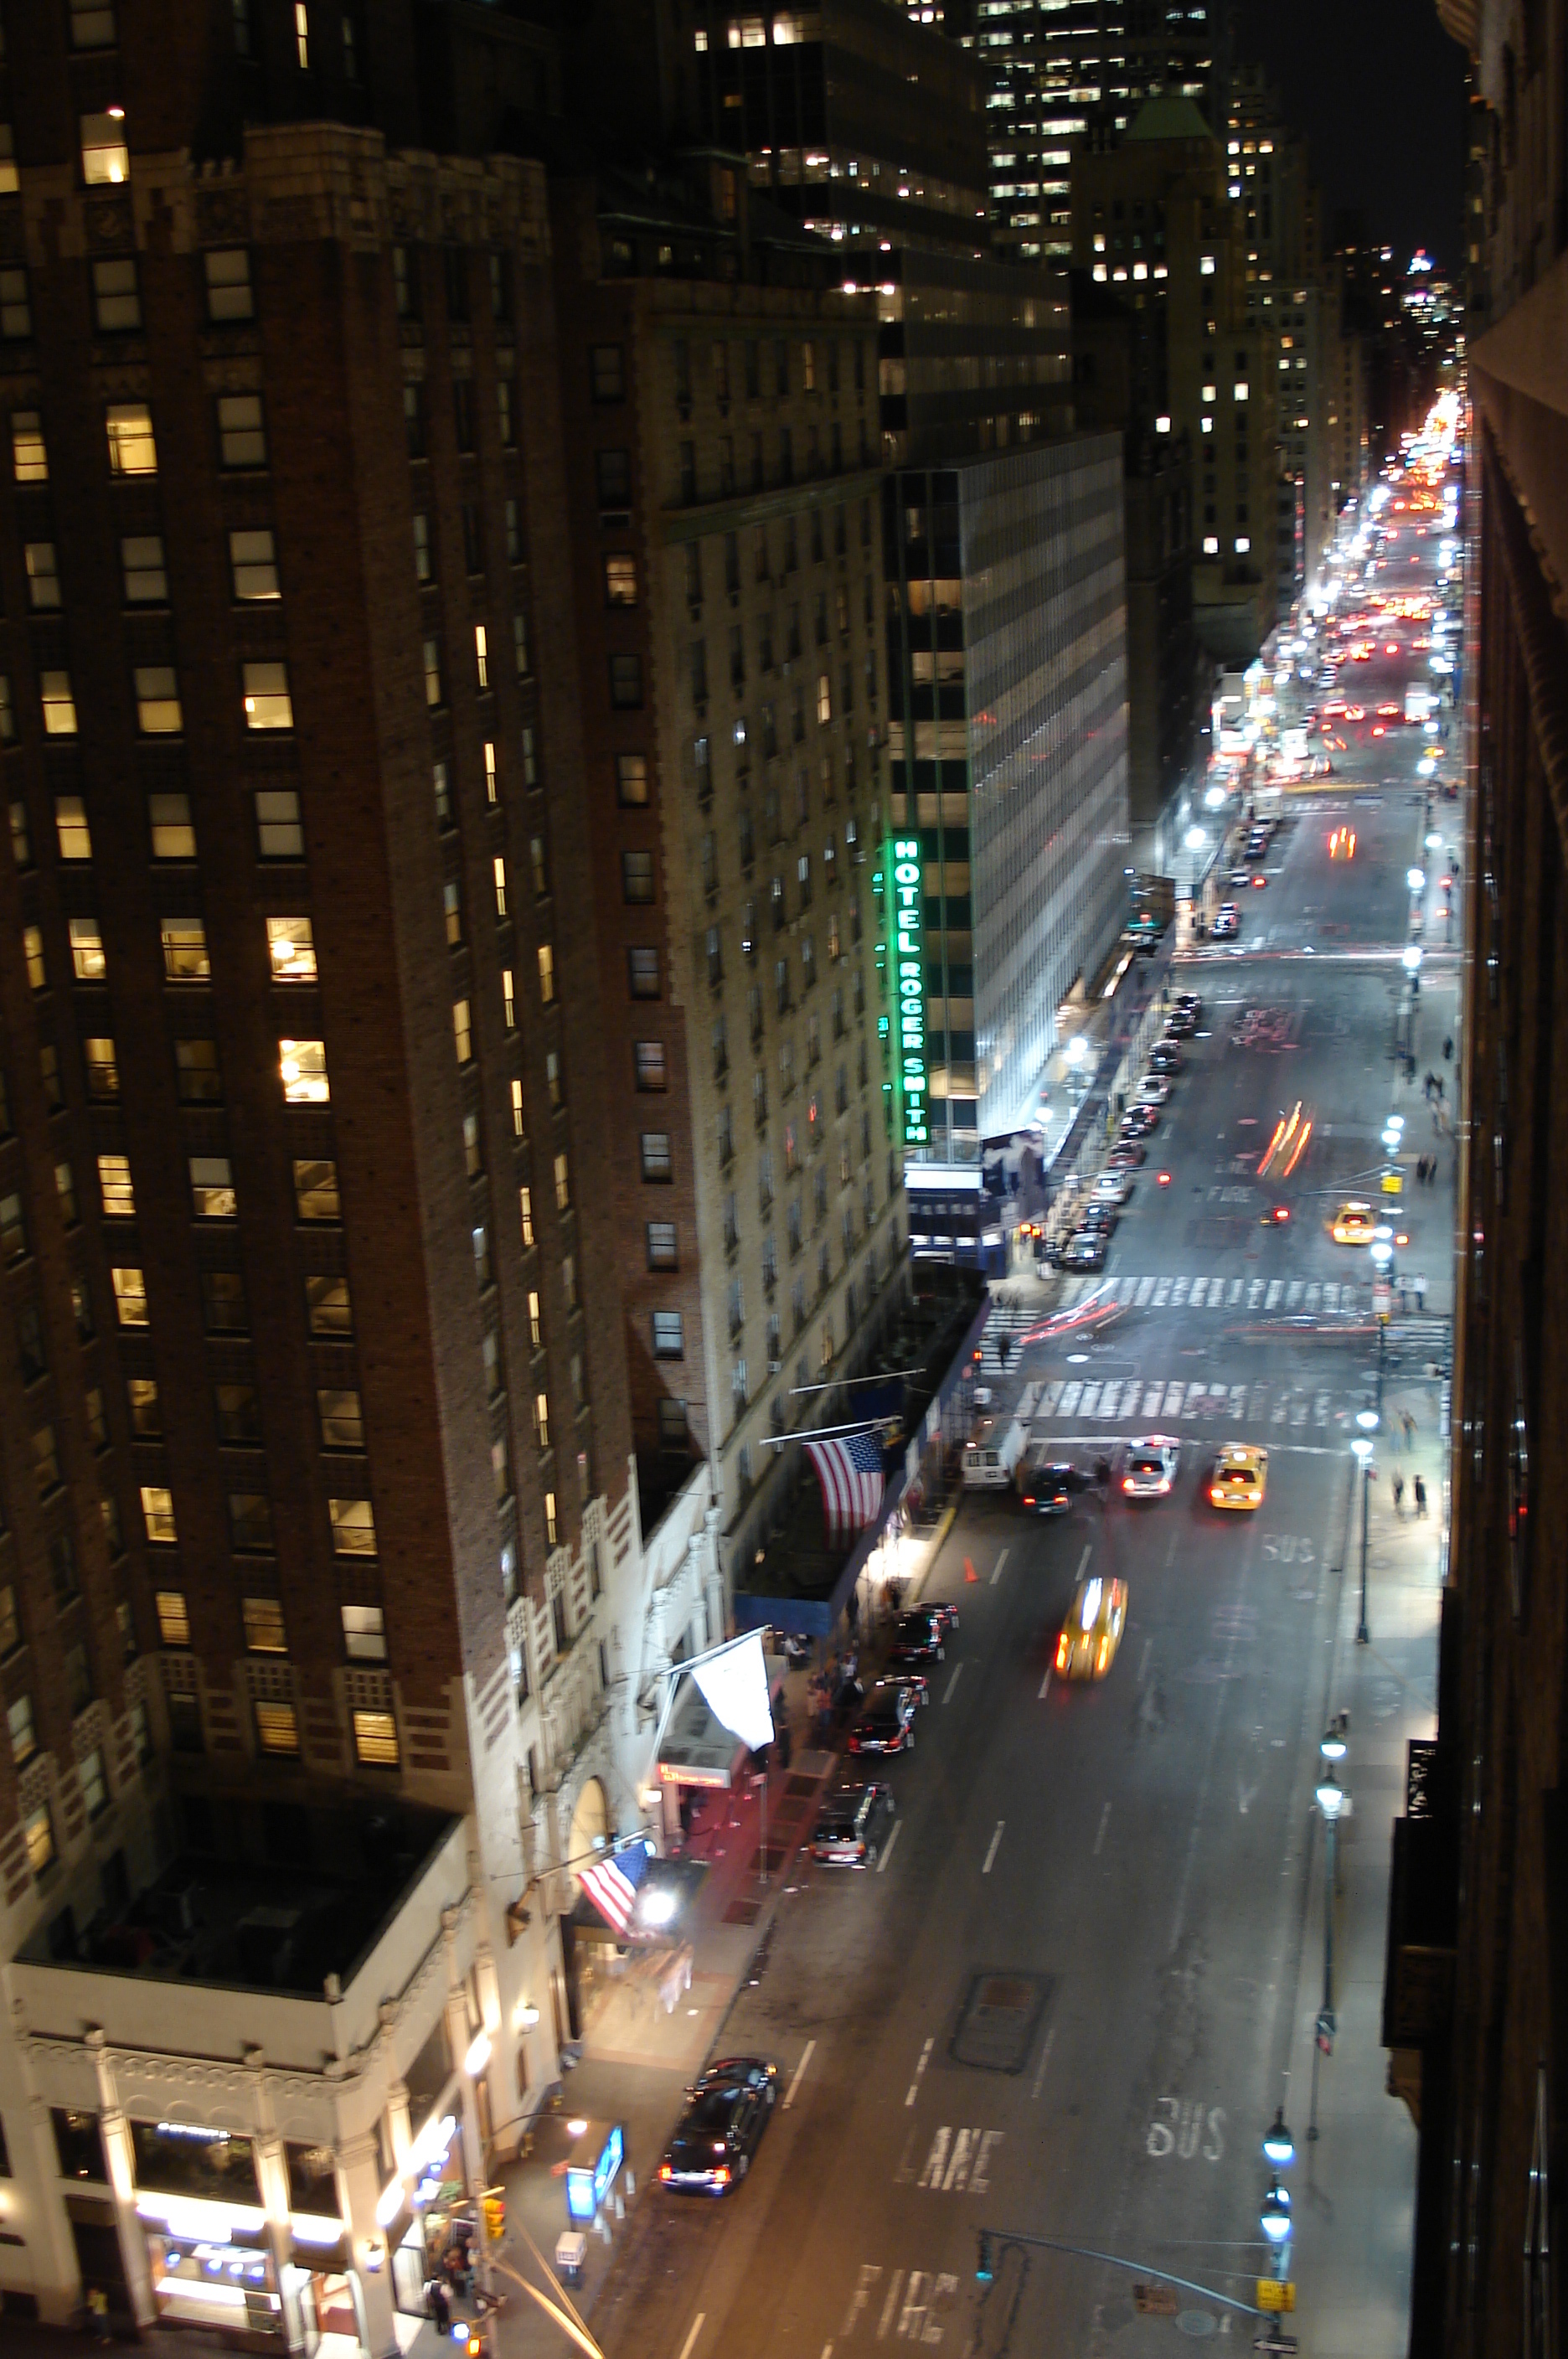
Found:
545,152 -> 909,1570
0,3 -> 684,2343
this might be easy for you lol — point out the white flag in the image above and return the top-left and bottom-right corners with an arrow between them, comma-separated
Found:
690,1631 -> 775,1753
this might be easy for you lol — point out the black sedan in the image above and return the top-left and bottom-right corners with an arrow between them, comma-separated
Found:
1121,1105 -> 1159,1137
1055,1231 -> 1106,1271
1079,1201 -> 1117,1235
1018,1459 -> 1087,1515
847,1676 -> 928,1756
888,1608 -> 953,1666
658,2058 -> 778,2194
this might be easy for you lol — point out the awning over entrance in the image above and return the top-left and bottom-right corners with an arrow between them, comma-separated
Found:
656,1673 -> 752,1791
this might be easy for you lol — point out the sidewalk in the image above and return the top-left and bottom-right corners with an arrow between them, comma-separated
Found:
1283,1395 -> 1443,2354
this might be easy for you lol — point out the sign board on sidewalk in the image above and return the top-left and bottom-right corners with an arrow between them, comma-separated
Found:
1252,2334 -> 1298,2357
1381,1168 -> 1403,1195
1256,2279 -> 1296,2312
1374,1283 -> 1393,1320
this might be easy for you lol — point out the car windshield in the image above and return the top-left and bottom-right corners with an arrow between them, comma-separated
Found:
685,2092 -> 739,2130
816,1811 -> 858,1839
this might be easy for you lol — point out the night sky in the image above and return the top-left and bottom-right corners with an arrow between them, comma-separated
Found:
1229,0 -> 1470,273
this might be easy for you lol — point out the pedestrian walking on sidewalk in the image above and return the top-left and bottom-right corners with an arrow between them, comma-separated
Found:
1402,1411 -> 1416,1448
1392,1473 -> 1405,1516
1414,1474 -> 1429,1519
1443,1035 -> 1454,1061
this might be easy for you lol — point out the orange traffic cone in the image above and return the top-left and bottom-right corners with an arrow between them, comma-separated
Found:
964,1556 -> 979,1584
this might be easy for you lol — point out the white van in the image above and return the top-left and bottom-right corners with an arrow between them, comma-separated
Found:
963,1416 -> 1025,1490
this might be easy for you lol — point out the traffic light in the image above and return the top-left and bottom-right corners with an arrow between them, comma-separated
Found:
976,2233 -> 994,2284
482,2192 -> 506,2243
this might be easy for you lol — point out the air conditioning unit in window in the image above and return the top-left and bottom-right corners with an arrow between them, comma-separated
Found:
767,1359 -> 782,1375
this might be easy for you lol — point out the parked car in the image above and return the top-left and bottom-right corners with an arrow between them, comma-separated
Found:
1078,1200 -> 1117,1234
811,1782 -> 896,1868
1120,1105 -> 1159,1137
1105,1142 -> 1147,1169
1057,1230 -> 1106,1271
658,2058 -> 779,2193
1136,1076 -> 1172,1107
888,1608 -> 952,1666
1093,1169 -> 1134,1201
847,1677 -> 928,1757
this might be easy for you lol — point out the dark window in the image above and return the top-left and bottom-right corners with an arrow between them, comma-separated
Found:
596,449 -> 632,511
200,1270 -> 249,1333
609,654 -> 642,709
591,345 -> 625,402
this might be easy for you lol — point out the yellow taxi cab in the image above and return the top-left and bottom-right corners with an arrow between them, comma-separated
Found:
1055,1574 -> 1127,1682
1331,1200 -> 1377,1245
1328,825 -> 1356,859
1209,1443 -> 1267,1510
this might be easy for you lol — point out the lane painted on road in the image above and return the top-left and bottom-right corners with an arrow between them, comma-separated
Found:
981,1821 -> 1005,1876
782,2039 -> 816,2112
990,1547 -> 1010,1587
875,1820 -> 902,1876
942,1663 -> 963,1705
675,2315 -> 705,2359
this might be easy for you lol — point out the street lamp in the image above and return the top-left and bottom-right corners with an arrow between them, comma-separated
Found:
1351,1434 -> 1375,1644
1308,1763 -> 1349,2142
1262,2109 -> 1296,2169
1319,1712 -> 1349,1763
1406,867 -> 1426,895
1260,2179 -> 1292,2245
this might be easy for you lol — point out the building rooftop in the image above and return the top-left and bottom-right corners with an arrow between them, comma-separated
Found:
20,1794 -> 459,1996
1124,93 -> 1217,146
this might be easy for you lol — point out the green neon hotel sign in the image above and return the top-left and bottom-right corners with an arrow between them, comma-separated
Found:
891,835 -> 927,1147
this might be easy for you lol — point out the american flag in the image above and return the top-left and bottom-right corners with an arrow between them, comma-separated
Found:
580,1841 -> 650,1938
803,1428 -> 888,1541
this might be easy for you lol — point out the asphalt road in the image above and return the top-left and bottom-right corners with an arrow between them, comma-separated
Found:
591,516 -> 1456,2359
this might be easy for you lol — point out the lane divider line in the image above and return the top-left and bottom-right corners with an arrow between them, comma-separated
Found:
982,1820 -> 1005,1876
676,2315 -> 705,2359
876,1820 -> 903,1876
1039,1666 -> 1053,1700
943,1663 -> 963,1705
1094,1801 -> 1112,1856
990,1547 -> 1010,1587
782,2039 -> 816,2112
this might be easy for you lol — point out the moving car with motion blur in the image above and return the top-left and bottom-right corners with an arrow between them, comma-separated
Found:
1122,1436 -> 1182,1500
1017,1448 -> 1087,1516
658,2058 -> 778,2193
1331,1200 -> 1378,1246
1055,1574 -> 1127,1681
1056,1230 -> 1107,1272
847,1677 -> 928,1756
1212,904 -> 1240,938
1209,1443 -> 1268,1510
1328,825 -> 1357,859
811,1782 -> 895,1868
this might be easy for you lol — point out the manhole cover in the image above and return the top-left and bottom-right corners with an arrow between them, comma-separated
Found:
1175,2313 -> 1217,2339
949,1970 -> 1052,2073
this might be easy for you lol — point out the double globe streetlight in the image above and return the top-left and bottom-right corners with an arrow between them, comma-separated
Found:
1308,1717 -> 1351,2141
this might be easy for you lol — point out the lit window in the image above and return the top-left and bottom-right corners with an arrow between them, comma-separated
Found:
279,1038 -> 328,1102
528,1290 -> 543,1348
41,671 -> 78,735
538,943 -> 555,1003
106,401 -> 156,475
634,1040 -> 668,1091
23,1802 -> 54,1877
243,1596 -> 287,1652
135,665 -> 183,735
652,1309 -> 683,1357
84,1039 -> 119,1098
641,1132 -> 673,1181
342,1605 -> 386,1661
492,854 -> 508,916
111,1266 -> 148,1325
204,247 -> 254,323
97,1154 -> 134,1216
230,527 -> 279,599
817,673 -> 832,724
70,916 -> 106,978
484,741 -> 498,803
646,1221 -> 678,1270
54,795 -> 91,859
628,947 -> 660,999
266,916 -> 316,981
328,1495 -> 377,1555
306,1274 -> 352,1334
423,637 -> 443,707
518,1185 -> 534,1245
242,660 -> 292,729
22,927 -> 44,987
1235,381 -> 1250,402
91,256 -> 140,331
511,1081 -> 525,1139
140,1484 -> 178,1543
554,1151 -> 570,1211
25,543 -> 60,608
80,1749 -> 108,1818
604,554 -> 637,606
502,968 -> 517,1030
293,1158 -> 340,1220
12,410 -> 46,481
353,1709 -> 400,1767
616,753 -> 649,806
255,1701 -> 300,1756
452,999 -> 473,1065
294,1 -> 311,66
161,919 -> 209,981
534,1391 -> 550,1448
475,623 -> 489,689
189,1155 -> 237,1218
1235,535 -> 1251,553
81,111 -> 130,185
1202,535 -> 1219,554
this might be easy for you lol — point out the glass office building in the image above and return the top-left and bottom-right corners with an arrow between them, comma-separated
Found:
887,432 -> 1131,1166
